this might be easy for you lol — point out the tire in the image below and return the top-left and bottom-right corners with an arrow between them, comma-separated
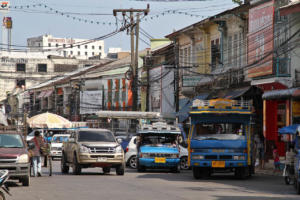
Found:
0,191 -> 5,200
235,167 -> 247,179
171,164 -> 180,173
180,156 -> 189,170
72,154 -> 81,175
193,167 -> 201,179
128,156 -> 137,169
103,167 -> 111,174
61,153 -> 69,174
116,164 -> 125,176
21,175 -> 30,187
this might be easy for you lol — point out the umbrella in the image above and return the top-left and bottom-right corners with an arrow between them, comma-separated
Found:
0,111 -> 8,126
278,124 -> 300,135
27,112 -> 72,129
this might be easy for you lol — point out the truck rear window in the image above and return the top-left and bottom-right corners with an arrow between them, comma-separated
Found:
78,131 -> 115,142
0,134 -> 24,148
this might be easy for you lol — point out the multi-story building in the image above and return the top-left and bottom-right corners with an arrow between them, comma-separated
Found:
27,34 -> 105,59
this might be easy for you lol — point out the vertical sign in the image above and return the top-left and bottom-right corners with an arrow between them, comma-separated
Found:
247,0 -> 274,78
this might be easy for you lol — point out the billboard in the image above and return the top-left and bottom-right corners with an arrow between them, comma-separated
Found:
0,1 -> 9,11
80,90 -> 103,114
247,0 -> 274,78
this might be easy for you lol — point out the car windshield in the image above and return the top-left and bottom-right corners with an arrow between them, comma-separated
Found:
141,134 -> 178,147
78,131 -> 115,142
192,123 -> 246,140
51,136 -> 69,143
0,134 -> 24,148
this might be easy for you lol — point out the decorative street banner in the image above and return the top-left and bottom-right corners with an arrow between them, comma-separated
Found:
80,90 -> 102,114
247,0 -> 274,78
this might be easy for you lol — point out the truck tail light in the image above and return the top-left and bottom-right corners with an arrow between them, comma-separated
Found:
125,147 -> 128,153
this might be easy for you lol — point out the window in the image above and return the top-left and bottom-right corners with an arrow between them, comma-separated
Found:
16,63 -> 26,72
48,43 -> 51,47
78,51 -> 80,56
37,64 -> 47,72
85,45 -> 88,49
56,44 -> 58,47
70,51 -> 73,55
63,44 -> 66,48
92,52 -> 95,56
99,46 -> 102,50
227,36 -> 232,65
92,45 -> 95,49
71,44 -> 73,48
16,79 -> 25,87
211,39 -> 220,71
38,43 -> 41,47
63,51 -> 67,57
78,45 -> 80,49
85,52 -> 88,56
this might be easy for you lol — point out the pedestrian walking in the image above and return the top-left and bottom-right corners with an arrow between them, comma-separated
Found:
257,136 -> 265,169
30,131 -> 45,177
273,144 -> 280,173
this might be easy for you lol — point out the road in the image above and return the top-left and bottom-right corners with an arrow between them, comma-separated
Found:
5,160 -> 300,200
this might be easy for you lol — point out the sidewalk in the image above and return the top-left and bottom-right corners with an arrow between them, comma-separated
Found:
255,157 -> 284,176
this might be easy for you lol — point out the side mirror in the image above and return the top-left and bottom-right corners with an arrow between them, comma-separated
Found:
117,138 -> 122,144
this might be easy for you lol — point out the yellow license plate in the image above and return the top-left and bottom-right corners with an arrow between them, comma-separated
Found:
212,161 -> 225,168
155,157 -> 166,163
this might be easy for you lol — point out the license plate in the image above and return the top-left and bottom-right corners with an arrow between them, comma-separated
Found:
155,157 -> 166,163
97,157 -> 107,162
212,161 -> 225,168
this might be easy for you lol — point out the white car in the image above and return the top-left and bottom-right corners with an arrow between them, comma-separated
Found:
50,134 -> 70,159
125,136 -> 189,170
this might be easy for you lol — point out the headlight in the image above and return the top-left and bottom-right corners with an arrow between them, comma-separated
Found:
169,154 -> 179,158
233,156 -> 245,160
192,155 -> 204,160
79,145 -> 90,153
17,154 -> 29,163
116,145 -> 123,153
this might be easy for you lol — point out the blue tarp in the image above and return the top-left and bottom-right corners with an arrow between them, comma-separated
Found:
278,124 -> 300,135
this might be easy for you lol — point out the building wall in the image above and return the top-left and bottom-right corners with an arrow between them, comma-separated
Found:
27,34 -> 105,60
289,11 -> 300,86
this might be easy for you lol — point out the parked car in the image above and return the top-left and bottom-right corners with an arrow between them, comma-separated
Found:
0,130 -> 30,186
125,136 -> 189,170
61,128 -> 125,175
50,134 -> 70,160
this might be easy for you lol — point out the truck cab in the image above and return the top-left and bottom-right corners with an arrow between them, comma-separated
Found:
188,99 -> 254,179
136,122 -> 181,173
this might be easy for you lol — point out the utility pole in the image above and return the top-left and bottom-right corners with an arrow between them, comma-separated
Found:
113,5 -> 149,111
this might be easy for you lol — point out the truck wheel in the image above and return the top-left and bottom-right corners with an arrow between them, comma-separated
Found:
116,164 -> 125,176
193,167 -> 201,179
21,175 -> 30,186
103,167 -> 110,174
61,154 -> 69,174
180,156 -> 189,170
72,154 -> 81,175
235,167 -> 247,179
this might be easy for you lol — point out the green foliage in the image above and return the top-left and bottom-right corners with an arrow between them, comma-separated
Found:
232,0 -> 243,5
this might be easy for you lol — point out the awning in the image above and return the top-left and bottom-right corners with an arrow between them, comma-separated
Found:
177,93 -> 209,123
44,90 -> 53,98
262,88 -> 299,100
223,87 -> 251,99
278,124 -> 300,135
37,91 -> 47,99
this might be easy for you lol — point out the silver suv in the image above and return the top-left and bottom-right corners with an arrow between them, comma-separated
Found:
61,128 -> 125,175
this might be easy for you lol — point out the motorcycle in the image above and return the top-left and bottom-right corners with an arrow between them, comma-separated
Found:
0,170 -> 11,200
283,162 -> 295,185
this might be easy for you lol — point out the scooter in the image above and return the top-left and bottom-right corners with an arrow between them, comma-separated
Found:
0,170 -> 11,200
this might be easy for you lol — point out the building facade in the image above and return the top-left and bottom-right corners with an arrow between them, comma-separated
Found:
27,34 -> 105,59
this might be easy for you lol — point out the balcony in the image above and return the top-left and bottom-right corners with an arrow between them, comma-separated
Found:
274,57 -> 290,77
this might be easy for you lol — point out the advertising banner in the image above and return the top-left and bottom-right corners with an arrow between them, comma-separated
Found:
80,90 -> 102,114
247,0 -> 274,78
0,1 -> 9,12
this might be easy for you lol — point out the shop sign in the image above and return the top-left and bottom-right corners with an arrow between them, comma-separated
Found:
247,0 -> 274,78
182,75 -> 203,87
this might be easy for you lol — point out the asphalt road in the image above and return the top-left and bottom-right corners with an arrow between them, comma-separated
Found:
4,160 -> 300,200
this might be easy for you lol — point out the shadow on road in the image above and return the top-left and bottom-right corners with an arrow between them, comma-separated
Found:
215,196 -> 299,200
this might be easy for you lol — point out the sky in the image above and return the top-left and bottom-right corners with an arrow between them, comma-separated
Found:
3,0 -> 238,53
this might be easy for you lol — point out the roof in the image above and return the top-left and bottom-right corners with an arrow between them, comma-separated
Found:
97,111 -> 161,119
138,122 -> 181,134
280,0 -> 300,16
262,88 -> 300,100
165,3 -> 250,39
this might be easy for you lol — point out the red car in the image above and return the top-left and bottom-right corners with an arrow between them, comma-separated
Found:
0,131 -> 30,186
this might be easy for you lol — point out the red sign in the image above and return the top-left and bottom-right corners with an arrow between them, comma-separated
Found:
247,1 -> 274,78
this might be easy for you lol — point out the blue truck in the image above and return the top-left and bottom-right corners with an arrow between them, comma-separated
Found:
188,99 -> 254,179
136,122 -> 181,173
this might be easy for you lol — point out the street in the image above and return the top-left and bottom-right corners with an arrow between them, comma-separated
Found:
5,160 -> 300,200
